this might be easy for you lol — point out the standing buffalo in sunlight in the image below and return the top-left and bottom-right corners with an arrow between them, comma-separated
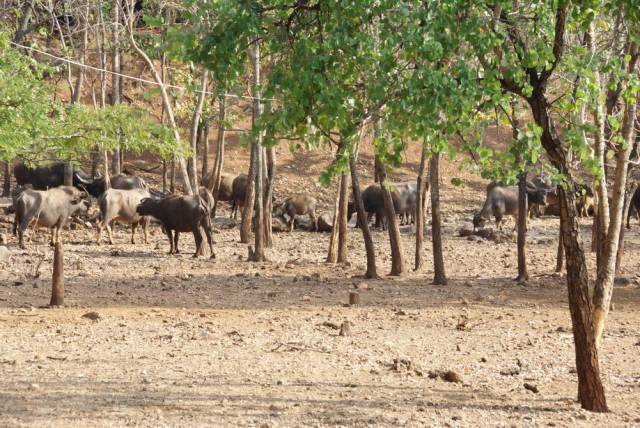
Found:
97,188 -> 151,245
14,186 -> 88,248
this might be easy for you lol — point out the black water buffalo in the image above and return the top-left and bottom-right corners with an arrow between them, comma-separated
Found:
13,162 -> 66,190
627,188 -> 640,229
97,188 -> 151,244
473,182 -> 547,230
14,186 -> 88,248
136,195 -> 214,258
347,182 -> 417,229
230,174 -> 249,219
274,194 -> 318,232
74,172 -> 147,197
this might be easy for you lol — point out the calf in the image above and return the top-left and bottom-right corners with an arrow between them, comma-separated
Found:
15,186 -> 88,248
274,194 -> 318,232
136,195 -> 214,258
97,188 -> 150,244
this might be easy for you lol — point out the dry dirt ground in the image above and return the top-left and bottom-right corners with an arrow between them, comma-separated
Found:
1,173 -> 640,428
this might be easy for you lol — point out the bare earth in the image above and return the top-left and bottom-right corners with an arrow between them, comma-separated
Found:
1,180 -> 640,428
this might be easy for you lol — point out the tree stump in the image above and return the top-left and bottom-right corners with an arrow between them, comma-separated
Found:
349,291 -> 360,306
50,241 -> 64,306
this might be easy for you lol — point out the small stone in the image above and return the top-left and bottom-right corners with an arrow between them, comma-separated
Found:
355,282 -> 368,290
524,383 -> 539,393
301,295 -> 311,301
0,246 -> 11,260
443,371 -> 462,383
82,311 -> 102,321
339,321 -> 352,336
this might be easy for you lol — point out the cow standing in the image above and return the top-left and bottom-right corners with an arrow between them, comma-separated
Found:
97,188 -> 151,244
14,186 -> 88,248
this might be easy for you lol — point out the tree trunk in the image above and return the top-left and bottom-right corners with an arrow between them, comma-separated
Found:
558,186 -> 608,411
327,176 -> 342,263
349,151 -> 377,279
201,123 -> 209,182
592,71 -> 638,348
70,7 -> 89,105
211,96 -> 226,218
63,162 -> 73,186
516,171 -> 529,282
556,218 -> 564,273
12,0 -> 34,44
2,161 -> 10,197
103,151 -> 111,190
170,160 -> 176,193
528,88 -> 608,412
111,0 -> 121,175
264,146 -> 275,247
240,149 -> 256,243
414,142 -> 427,270
375,156 -> 404,276
430,153 -> 447,285
188,68 -> 209,190
50,241 -> 64,307
615,184 -> 635,273
248,41 -> 266,261
337,172 -> 349,263
122,0 -> 193,194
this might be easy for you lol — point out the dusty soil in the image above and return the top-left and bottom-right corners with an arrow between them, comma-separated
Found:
1,172 -> 640,427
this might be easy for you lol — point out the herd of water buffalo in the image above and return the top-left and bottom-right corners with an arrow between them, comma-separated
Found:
6,161 -> 640,257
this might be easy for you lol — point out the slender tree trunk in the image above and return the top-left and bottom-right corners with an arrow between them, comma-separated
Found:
327,176 -> 341,263
264,146 -> 275,247
337,172 -> 349,263
122,0 -> 193,194
241,150 -> 256,243
103,150 -> 111,190
170,160 -> 176,193
50,241 -> 64,307
12,0 -> 34,44
188,68 -> 209,190
528,89 -> 608,412
211,96 -> 226,218
2,161 -> 10,197
516,170 -> 529,282
430,153 -> 447,285
592,69 -> 638,347
201,123 -> 209,182
615,183 -> 635,273
70,7 -> 89,104
414,142 -> 427,270
111,0 -> 121,175
248,41 -> 266,261
375,156 -> 404,276
556,218 -> 564,272
349,150 -> 377,279
63,162 -> 73,186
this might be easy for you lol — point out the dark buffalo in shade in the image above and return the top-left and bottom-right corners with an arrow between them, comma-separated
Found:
230,174 -> 249,219
74,172 -> 147,197
627,188 -> 640,229
136,195 -> 214,258
473,182 -> 547,230
14,186 -> 88,248
347,182 -> 418,229
202,172 -> 235,202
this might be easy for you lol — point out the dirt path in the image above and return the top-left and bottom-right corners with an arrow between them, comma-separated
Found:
1,197 -> 639,427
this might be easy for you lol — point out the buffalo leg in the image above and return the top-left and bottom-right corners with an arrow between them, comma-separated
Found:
192,227 -> 203,258
131,222 -> 137,244
165,229 -> 174,254
173,232 -> 180,254
105,221 -> 116,245
309,211 -> 318,232
142,217 -> 149,244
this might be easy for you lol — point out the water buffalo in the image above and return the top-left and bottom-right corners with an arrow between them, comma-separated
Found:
136,195 -> 214,258
202,172 -> 235,202
13,162 -> 66,190
230,174 -> 248,219
97,188 -> 151,244
347,182 -> 417,229
74,172 -> 147,197
14,186 -> 88,248
627,188 -> 640,229
274,194 -> 318,232
473,182 -> 547,230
